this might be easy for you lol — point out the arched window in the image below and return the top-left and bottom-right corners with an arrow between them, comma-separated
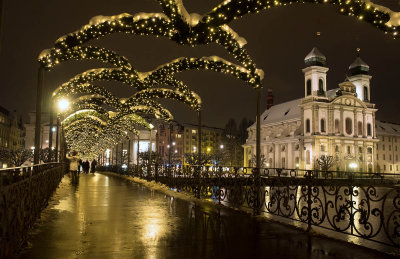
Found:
363,86 -> 369,101
367,123 -> 372,136
318,79 -> 324,95
306,79 -> 312,96
335,119 -> 340,134
345,118 -> 352,135
320,119 -> 326,133
358,121 -> 363,136
306,119 -> 311,133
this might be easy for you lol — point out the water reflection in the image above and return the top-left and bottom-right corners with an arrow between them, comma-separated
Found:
18,174 -> 396,259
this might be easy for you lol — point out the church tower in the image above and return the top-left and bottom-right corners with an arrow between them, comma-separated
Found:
302,47 -> 329,97
347,55 -> 372,102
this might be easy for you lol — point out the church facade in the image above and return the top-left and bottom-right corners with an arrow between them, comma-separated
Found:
244,48 -> 379,172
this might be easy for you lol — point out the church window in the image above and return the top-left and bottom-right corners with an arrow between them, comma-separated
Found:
306,150 -> 311,164
384,165 -> 386,171
335,119 -> 340,134
347,146 -> 351,154
320,119 -> 326,133
367,147 -> 372,154
363,86 -> 369,101
390,165 -> 393,171
389,145 -> 392,151
358,121 -> 363,136
358,147 -> 362,153
306,119 -> 310,133
318,79 -> 324,95
366,123 -> 371,136
345,118 -> 352,135
306,79 -> 312,96
383,154 -> 386,160
335,145 -> 339,152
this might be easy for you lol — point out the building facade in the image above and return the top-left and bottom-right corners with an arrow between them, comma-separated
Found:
375,121 -> 400,173
156,122 -> 224,165
244,48 -> 380,172
0,106 -> 25,168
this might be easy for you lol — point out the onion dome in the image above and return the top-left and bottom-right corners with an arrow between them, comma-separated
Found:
304,47 -> 326,67
348,57 -> 369,76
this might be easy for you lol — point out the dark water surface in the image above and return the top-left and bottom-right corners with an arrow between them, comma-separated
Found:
18,173 -> 398,259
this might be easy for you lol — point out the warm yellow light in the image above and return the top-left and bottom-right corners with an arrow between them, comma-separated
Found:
57,99 -> 70,111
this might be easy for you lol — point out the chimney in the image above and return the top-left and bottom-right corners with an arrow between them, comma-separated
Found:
266,89 -> 273,109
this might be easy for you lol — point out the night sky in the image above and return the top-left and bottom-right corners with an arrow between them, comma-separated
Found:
0,0 -> 399,128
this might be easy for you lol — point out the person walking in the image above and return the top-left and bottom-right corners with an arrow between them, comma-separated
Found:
84,160 -> 90,174
66,151 -> 80,183
91,159 -> 97,173
78,158 -> 83,174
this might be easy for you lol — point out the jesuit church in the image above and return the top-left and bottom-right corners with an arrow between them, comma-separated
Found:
244,48 -> 378,172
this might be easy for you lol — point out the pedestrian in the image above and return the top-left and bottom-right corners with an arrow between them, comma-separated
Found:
91,159 -> 97,173
66,150 -> 80,183
84,160 -> 90,174
78,158 -> 83,174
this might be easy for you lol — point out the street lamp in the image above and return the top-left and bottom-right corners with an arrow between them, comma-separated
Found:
148,123 -> 154,176
220,144 -> 224,149
57,98 -> 70,163
349,162 -> 358,171
57,99 -> 70,112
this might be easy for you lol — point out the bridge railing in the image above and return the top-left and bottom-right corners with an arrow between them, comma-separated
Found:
0,163 -> 66,258
99,164 -> 400,250
0,162 -> 62,186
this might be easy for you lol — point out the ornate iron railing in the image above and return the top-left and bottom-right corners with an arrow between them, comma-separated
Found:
99,164 -> 400,250
0,163 -> 66,257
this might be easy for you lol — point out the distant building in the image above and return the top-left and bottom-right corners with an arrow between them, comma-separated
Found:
0,106 -> 25,168
24,111 -> 58,151
244,48 -> 379,172
156,122 -> 224,165
375,121 -> 400,173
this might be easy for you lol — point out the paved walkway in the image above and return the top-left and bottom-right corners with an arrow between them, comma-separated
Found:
19,173 -> 398,259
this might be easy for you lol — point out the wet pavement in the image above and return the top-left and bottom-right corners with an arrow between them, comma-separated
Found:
18,173 -> 399,259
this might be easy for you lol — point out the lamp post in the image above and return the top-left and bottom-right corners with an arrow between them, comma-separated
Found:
148,123 -> 154,177
57,98 -> 70,163
34,67 -> 44,164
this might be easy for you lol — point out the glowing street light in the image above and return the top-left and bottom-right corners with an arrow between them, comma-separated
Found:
57,99 -> 70,111
220,144 -> 224,149
349,162 -> 358,170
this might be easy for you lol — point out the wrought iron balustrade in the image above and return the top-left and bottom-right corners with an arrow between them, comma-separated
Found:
99,164 -> 400,250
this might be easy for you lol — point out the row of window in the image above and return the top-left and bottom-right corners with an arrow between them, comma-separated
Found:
380,136 -> 398,143
380,164 -> 399,172
377,154 -> 399,161
305,118 -> 372,136
377,144 -> 399,152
